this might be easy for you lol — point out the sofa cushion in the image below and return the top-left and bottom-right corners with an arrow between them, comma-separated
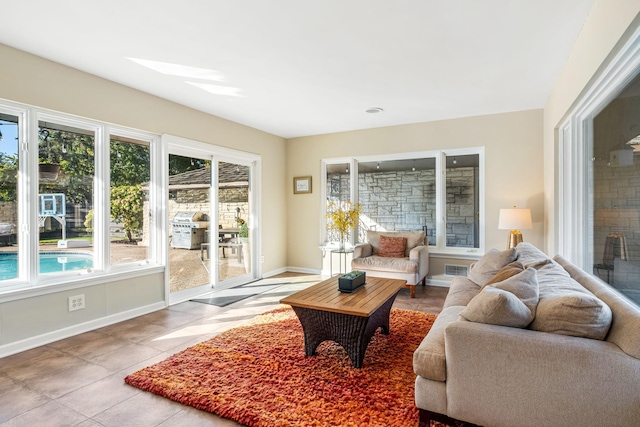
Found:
468,248 -> 517,286
366,230 -> 425,257
351,255 -> 418,274
461,267 -> 539,327
443,277 -> 480,309
482,260 -> 524,288
413,306 -> 465,381
530,290 -> 612,340
460,287 -> 534,328
378,235 -> 406,258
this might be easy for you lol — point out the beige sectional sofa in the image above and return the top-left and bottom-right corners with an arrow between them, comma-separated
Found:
352,230 -> 429,298
414,243 -> 640,427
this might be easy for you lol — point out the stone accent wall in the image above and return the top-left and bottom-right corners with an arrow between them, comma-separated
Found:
446,167 -> 478,248
357,170 -> 437,242
327,167 -> 478,247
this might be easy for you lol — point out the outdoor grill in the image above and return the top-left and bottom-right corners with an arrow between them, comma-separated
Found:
170,211 -> 209,250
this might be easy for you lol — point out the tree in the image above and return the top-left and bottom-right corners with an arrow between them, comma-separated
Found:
110,184 -> 144,242
0,153 -> 18,201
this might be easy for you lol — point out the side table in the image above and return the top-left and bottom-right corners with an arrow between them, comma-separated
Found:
330,249 -> 354,276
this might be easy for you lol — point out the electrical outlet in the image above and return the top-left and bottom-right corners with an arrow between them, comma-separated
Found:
260,256 -> 265,263
68,294 -> 85,312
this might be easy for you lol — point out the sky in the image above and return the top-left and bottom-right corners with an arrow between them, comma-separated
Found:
0,120 -> 19,157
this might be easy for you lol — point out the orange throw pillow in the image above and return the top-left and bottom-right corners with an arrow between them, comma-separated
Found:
378,235 -> 407,258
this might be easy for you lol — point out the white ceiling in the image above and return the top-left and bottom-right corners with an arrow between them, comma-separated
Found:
0,1 -> 593,139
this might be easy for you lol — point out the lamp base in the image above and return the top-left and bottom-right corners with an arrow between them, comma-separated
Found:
507,230 -> 523,249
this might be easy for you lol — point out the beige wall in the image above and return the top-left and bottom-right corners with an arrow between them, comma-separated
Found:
544,1 -> 640,254
286,109 -> 544,272
0,43 -> 287,354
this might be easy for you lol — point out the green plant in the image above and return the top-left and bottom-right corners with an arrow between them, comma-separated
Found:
237,218 -> 249,238
342,270 -> 364,279
85,184 -> 144,241
111,184 -> 144,241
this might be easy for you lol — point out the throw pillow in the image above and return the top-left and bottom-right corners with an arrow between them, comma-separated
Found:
460,287 -> 534,328
482,260 -> 525,289
529,292 -> 612,340
378,235 -> 406,258
460,267 -> 540,328
468,248 -> 517,286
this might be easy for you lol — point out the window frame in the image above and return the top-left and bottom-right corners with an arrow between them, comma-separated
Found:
558,23 -> 640,270
0,100 -> 164,298
321,148 -> 485,256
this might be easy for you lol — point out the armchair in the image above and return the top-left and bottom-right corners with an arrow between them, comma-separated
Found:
351,230 -> 429,298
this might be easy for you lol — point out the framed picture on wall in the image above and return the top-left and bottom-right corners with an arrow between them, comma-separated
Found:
294,176 -> 312,194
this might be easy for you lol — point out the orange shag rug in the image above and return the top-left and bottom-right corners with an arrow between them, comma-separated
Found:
125,306 -> 436,427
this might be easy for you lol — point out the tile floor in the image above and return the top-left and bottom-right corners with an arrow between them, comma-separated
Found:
0,276 -> 448,427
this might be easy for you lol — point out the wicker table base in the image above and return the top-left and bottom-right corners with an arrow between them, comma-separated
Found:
291,294 -> 398,368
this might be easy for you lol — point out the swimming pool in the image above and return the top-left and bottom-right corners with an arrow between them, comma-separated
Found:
0,251 -> 94,280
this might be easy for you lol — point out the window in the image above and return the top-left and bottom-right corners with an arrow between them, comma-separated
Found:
0,100 -> 162,293
0,112 -> 20,280
445,154 -> 480,249
109,134 -> 151,265
38,121 -> 96,274
322,149 -> 483,254
558,24 -> 640,308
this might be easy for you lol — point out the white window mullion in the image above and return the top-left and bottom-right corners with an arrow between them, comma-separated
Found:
435,152 -> 445,249
94,126 -> 109,272
26,108 -> 39,283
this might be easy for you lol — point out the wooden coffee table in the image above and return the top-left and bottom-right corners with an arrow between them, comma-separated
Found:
280,276 -> 406,368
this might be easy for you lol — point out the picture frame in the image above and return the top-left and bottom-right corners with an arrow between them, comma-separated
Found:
293,176 -> 312,194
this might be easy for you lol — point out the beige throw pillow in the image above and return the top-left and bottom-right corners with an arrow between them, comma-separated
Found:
530,292 -> 612,340
460,287 -> 534,328
482,261 -> 524,288
468,248 -> 517,286
461,267 -> 540,328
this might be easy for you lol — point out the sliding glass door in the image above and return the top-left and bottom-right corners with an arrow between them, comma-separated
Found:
165,135 -> 260,303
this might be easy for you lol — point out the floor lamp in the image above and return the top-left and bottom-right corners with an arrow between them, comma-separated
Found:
499,207 -> 533,249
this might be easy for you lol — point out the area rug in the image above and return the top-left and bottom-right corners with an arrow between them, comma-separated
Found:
125,306 -> 436,426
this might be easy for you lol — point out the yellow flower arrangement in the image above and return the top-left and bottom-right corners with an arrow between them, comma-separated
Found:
326,201 -> 362,247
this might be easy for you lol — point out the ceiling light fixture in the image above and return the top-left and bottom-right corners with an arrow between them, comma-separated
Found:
365,107 -> 384,114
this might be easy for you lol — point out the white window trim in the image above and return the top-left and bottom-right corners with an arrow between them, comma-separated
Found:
321,148 -> 485,255
163,134 -> 262,304
558,23 -> 640,270
0,99 -> 164,299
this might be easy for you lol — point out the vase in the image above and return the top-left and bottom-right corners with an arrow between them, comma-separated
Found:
239,237 -> 250,273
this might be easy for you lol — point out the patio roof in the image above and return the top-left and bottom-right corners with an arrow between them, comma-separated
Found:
167,163 -> 249,189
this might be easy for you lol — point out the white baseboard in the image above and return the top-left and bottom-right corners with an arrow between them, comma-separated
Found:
425,278 -> 452,287
270,266 -> 322,276
0,301 -> 166,358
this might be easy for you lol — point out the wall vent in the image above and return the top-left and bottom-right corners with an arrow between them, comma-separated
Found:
444,264 -> 469,277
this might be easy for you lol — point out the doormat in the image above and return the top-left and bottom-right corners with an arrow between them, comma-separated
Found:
191,284 -> 280,307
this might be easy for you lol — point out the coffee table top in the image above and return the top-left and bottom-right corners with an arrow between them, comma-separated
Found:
280,276 -> 406,317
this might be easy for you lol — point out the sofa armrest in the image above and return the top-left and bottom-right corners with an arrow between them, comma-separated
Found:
443,320 -> 640,427
353,243 -> 372,259
410,245 -> 429,279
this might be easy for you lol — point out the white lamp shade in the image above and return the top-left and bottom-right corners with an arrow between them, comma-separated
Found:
498,208 -> 532,230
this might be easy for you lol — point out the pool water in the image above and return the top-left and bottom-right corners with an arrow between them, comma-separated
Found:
0,252 -> 93,280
